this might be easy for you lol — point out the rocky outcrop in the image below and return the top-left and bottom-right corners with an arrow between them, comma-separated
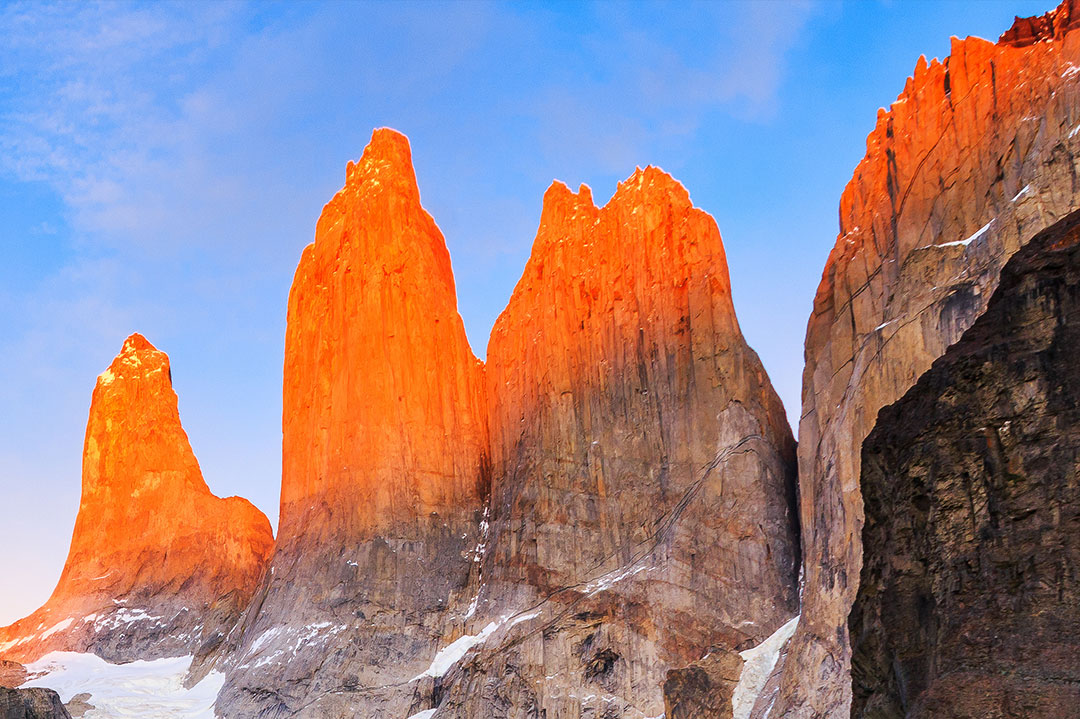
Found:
663,649 -> 743,719
850,210 -> 1080,718
216,129 -> 490,718
431,170 -> 799,717
776,3 -> 1080,716
0,335 -> 274,665
0,688 -> 71,719
60,695 -> 91,719
0,663 -> 25,689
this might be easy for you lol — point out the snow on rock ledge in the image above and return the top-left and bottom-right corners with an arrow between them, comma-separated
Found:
731,616 -> 799,719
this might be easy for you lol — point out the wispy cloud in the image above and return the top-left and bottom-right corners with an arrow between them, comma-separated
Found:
0,1 -> 815,257
517,1 -> 816,182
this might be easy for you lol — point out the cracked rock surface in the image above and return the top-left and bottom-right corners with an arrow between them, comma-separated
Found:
851,210 -> 1080,719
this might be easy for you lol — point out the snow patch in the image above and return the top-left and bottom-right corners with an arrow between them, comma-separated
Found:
240,622 -> 349,669
414,612 -> 539,680
407,711 -> 437,719
40,618 -> 74,640
287,622 -> 341,654
938,219 -> 993,248
93,608 -> 164,633
23,651 -> 224,719
463,592 -> 480,620
840,225 -> 861,246
1063,64 -> 1080,78
583,563 -> 647,595
415,624 -> 498,679
249,627 -> 282,654
730,615 -> 799,719
472,506 -> 491,563
1012,184 -> 1032,202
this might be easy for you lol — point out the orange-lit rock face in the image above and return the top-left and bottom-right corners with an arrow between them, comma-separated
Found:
0,334 -> 273,663
219,129 -> 490,718
1000,0 -> 1080,47
777,5 -> 1080,717
441,170 -> 799,717
278,128 -> 488,540
486,172 -> 796,598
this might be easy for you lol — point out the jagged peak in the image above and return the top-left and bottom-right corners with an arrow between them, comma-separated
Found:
823,0 -> 1079,306
342,127 -> 420,204
537,179 -> 599,230
540,165 -> 693,228
542,178 -> 594,206
120,332 -> 156,355
1000,0 -> 1080,47
99,333 -> 170,387
612,164 -> 691,207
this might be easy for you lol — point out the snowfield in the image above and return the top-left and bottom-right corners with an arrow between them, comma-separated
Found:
23,652 -> 224,719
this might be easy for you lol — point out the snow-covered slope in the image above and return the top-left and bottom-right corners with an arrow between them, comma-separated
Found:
23,652 -> 223,719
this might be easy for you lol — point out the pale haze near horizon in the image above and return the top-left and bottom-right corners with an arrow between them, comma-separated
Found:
0,0 -> 1052,625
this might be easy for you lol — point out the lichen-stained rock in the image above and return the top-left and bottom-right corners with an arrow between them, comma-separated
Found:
776,3 -> 1080,716
434,170 -> 799,717
215,128 -> 489,718
850,211 -> 1080,719
0,335 -> 273,665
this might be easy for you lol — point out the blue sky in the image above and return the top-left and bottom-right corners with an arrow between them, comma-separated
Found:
0,0 -> 1051,624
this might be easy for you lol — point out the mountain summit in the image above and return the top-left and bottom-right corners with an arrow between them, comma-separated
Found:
0,334 -> 273,663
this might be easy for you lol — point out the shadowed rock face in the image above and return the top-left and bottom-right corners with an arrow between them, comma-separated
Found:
851,211 -> 1080,719
0,687 -> 71,719
0,335 -> 274,665
216,129 -> 490,719
664,649 -> 743,719
776,3 -> 1080,715
432,171 -> 799,718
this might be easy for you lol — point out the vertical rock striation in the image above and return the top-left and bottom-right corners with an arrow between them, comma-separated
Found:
216,139 -> 799,717
776,3 -> 1080,716
851,210 -> 1080,718
433,170 -> 799,717
217,129 -> 490,718
0,334 -> 274,664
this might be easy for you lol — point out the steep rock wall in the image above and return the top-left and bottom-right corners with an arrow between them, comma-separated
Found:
216,129 -> 489,719
851,210 -> 1080,718
777,3 -> 1080,715
428,170 -> 799,718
